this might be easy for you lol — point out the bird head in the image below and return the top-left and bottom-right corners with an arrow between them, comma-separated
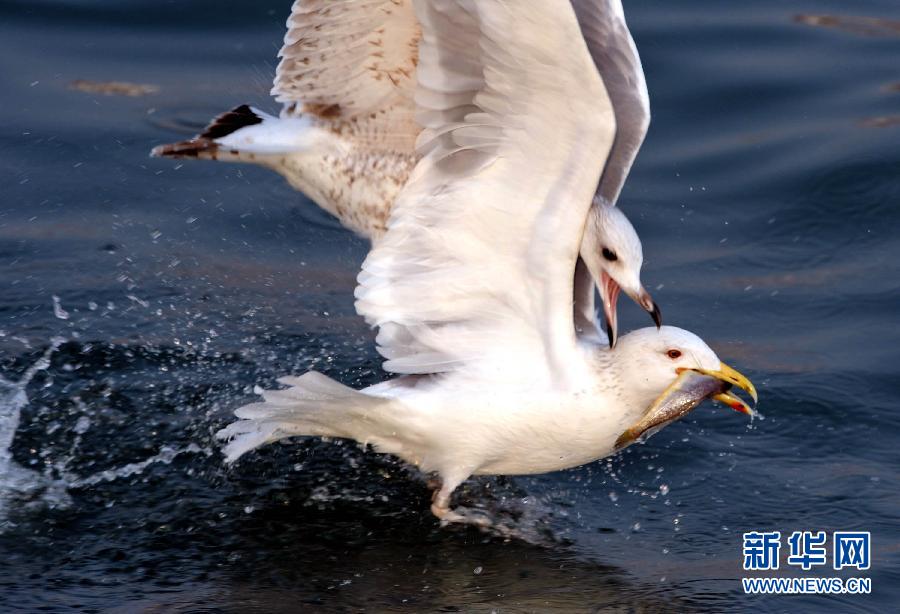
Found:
611,326 -> 757,448
581,202 -> 660,348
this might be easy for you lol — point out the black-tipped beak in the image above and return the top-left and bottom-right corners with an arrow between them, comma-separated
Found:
635,288 -> 662,329
649,300 -> 662,329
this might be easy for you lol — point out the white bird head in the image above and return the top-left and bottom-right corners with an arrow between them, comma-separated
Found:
581,202 -> 660,347
611,326 -> 757,434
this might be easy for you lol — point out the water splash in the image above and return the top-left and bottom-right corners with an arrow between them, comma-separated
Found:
0,339 -> 68,525
69,443 -> 210,488
441,494 -> 569,545
0,340 -> 212,529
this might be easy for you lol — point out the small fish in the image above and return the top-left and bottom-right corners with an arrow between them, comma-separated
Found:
615,368 -> 756,451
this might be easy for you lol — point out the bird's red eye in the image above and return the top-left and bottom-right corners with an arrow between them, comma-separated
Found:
666,349 -> 682,360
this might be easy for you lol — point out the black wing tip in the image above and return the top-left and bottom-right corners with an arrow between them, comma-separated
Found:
150,138 -> 217,159
199,104 -> 263,140
150,104 -> 263,159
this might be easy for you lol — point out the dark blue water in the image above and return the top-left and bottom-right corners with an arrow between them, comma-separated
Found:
1,0 -> 898,611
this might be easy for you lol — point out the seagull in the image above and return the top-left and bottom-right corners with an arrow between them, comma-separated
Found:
216,0 -> 756,526
151,0 -> 659,347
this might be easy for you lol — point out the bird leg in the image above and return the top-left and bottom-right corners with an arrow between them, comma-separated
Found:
430,480 -> 461,522
430,475 -> 495,530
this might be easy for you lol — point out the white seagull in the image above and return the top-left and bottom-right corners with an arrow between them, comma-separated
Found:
152,0 -> 660,347
216,0 -> 757,526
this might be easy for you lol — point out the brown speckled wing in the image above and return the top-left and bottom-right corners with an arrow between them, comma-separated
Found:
273,0 -> 421,152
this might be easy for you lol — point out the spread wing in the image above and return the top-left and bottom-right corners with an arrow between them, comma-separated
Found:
571,0 -> 650,339
572,0 -> 650,206
272,0 -> 421,151
354,0 -> 616,383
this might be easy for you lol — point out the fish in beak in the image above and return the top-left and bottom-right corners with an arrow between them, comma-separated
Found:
601,271 -> 661,348
615,362 -> 757,451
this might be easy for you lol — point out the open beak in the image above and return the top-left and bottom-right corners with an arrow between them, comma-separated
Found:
599,271 -> 622,348
680,362 -> 758,413
601,272 -> 662,348
614,362 -> 757,451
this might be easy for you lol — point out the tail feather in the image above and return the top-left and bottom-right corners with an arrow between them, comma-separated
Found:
151,104 -> 323,161
198,104 -> 264,140
151,104 -> 266,159
216,421 -> 281,463
216,371 -> 405,464
150,137 -> 219,159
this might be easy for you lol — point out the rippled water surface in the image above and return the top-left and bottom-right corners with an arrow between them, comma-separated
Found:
1,0 -> 899,611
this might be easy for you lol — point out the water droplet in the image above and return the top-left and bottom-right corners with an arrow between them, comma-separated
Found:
127,295 -> 149,308
52,296 -> 69,320
73,416 -> 91,435
473,566 -> 483,575
659,484 -> 669,496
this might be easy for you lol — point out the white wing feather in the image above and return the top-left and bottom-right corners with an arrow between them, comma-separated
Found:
571,0 -> 650,206
271,0 -> 646,181
354,0 -> 616,382
272,0 -> 421,151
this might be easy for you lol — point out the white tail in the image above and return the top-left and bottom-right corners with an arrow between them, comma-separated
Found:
151,104 -> 331,161
215,372 -> 413,464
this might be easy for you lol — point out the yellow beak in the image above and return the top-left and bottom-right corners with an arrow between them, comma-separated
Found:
679,361 -> 758,415
614,362 -> 758,451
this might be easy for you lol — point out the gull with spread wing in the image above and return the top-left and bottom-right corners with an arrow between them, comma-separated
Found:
152,0 -> 658,346
216,0 -> 756,526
